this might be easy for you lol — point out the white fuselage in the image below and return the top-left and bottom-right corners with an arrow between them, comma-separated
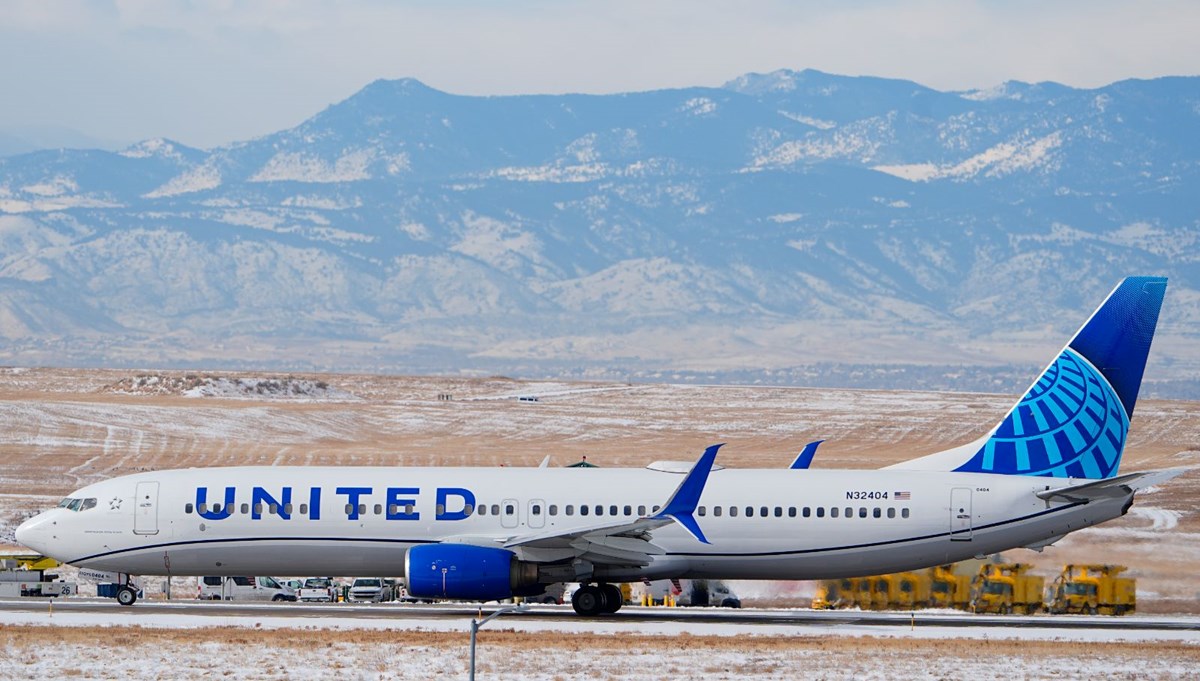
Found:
18,465 -> 1129,582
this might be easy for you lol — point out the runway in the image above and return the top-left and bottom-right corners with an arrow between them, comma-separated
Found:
3,597 -> 1197,633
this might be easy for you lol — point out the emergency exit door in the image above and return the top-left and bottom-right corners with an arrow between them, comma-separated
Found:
134,481 -> 160,535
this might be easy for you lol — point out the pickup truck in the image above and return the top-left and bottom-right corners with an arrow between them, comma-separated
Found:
297,577 -> 339,602
346,577 -> 394,603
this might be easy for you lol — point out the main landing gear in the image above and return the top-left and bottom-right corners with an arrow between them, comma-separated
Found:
571,583 -> 623,616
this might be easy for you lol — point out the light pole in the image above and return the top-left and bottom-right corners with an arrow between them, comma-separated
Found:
469,603 -> 529,680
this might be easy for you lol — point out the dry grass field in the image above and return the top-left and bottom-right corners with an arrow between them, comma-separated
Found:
1,366 -> 1198,610
1,624 -> 1198,680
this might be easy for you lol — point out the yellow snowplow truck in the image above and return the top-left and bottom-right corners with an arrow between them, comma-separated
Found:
812,578 -> 859,609
970,563 -> 1044,614
928,565 -> 973,610
1047,565 -> 1136,615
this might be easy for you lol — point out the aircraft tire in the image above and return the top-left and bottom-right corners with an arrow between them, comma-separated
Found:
600,584 -> 622,613
116,586 -> 138,606
572,586 -> 603,616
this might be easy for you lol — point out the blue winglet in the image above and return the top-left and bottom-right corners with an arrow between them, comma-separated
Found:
789,440 -> 824,469
653,443 -> 722,544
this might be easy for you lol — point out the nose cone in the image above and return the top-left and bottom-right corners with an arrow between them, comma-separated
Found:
15,513 -> 52,555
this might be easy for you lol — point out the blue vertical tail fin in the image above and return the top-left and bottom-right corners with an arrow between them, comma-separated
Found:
892,277 -> 1167,479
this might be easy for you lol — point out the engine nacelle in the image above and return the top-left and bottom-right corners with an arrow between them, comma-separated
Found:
404,544 -> 540,601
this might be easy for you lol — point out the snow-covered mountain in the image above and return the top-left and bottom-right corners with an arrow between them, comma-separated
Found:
1,70 -> 1197,396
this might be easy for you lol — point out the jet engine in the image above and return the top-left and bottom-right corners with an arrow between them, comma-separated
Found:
404,544 -> 540,601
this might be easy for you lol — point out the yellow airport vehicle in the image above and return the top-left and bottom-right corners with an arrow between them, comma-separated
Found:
970,563 -> 1044,614
1047,564 -> 1136,615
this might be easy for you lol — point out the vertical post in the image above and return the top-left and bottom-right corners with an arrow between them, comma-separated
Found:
469,617 -> 479,681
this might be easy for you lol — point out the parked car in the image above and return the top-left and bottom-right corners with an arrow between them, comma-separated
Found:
346,577 -> 394,603
298,577 -> 339,602
198,575 -> 296,602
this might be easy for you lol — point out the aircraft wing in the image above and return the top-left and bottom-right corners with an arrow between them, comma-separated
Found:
498,444 -> 723,568
1035,468 -> 1191,503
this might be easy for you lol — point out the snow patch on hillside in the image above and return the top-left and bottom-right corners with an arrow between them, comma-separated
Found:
144,164 -> 221,198
250,148 -> 407,183
873,132 -> 1062,182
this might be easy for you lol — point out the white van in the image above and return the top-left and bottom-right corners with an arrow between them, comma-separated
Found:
198,575 -> 297,602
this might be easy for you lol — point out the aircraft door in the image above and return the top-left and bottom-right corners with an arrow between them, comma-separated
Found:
528,499 -> 546,529
501,498 -> 519,529
950,487 -> 973,541
134,481 -> 160,535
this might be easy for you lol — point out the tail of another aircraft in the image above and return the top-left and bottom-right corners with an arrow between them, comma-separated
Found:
891,277 -> 1167,479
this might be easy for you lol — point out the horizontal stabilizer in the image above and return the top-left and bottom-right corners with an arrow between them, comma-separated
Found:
1036,468 -> 1190,503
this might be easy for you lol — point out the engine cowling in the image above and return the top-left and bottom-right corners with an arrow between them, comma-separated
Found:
404,544 -> 539,601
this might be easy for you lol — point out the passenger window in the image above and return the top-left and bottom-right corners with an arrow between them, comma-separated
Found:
638,505 -> 647,516
254,503 -> 263,515
581,505 -> 589,516
609,505 -> 618,516
548,505 -> 557,516
478,505 -> 487,516
902,508 -> 910,519
405,504 -> 414,515
652,506 -> 660,513
532,504 -> 541,515
788,507 -> 796,518
745,506 -> 753,517
845,507 -> 852,518
345,504 -> 354,515
623,505 -> 632,516
802,507 -> 810,518
831,507 -> 839,518
698,506 -> 706,517
566,505 -> 574,516
816,507 -> 825,518
270,504 -> 279,515
859,507 -> 867,518
284,503 -> 293,515
774,507 -> 782,518
240,503 -> 249,514
729,507 -> 738,518
491,505 -> 500,515
299,504 -> 308,515
198,503 -> 208,514
873,507 -> 881,518
185,503 -> 194,514
595,505 -> 604,516
436,504 -> 445,515
887,508 -> 896,519
463,504 -> 474,515
505,504 -> 515,515
713,506 -> 722,517
212,504 -> 222,514
358,504 -> 366,515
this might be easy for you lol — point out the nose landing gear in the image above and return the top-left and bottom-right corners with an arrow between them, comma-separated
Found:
571,583 -> 623,616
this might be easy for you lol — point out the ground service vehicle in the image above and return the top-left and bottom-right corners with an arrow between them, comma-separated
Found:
298,577 -> 339,602
1048,565 -> 1136,615
812,578 -> 858,609
199,575 -> 296,601
970,563 -> 1043,614
873,572 -> 927,610
927,565 -> 972,610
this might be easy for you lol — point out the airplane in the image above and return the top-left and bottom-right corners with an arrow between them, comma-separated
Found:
16,276 -> 1188,616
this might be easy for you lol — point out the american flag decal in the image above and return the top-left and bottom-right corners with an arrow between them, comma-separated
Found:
894,491 -> 911,500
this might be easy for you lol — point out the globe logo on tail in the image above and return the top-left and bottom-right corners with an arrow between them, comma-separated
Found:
955,348 -> 1129,479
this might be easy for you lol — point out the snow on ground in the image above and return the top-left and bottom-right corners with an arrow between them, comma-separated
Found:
1,603 -> 1198,680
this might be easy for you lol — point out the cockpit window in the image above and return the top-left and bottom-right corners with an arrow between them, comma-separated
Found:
56,497 -> 98,512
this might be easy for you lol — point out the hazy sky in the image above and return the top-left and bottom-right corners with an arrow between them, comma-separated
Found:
2,0 -> 1196,149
